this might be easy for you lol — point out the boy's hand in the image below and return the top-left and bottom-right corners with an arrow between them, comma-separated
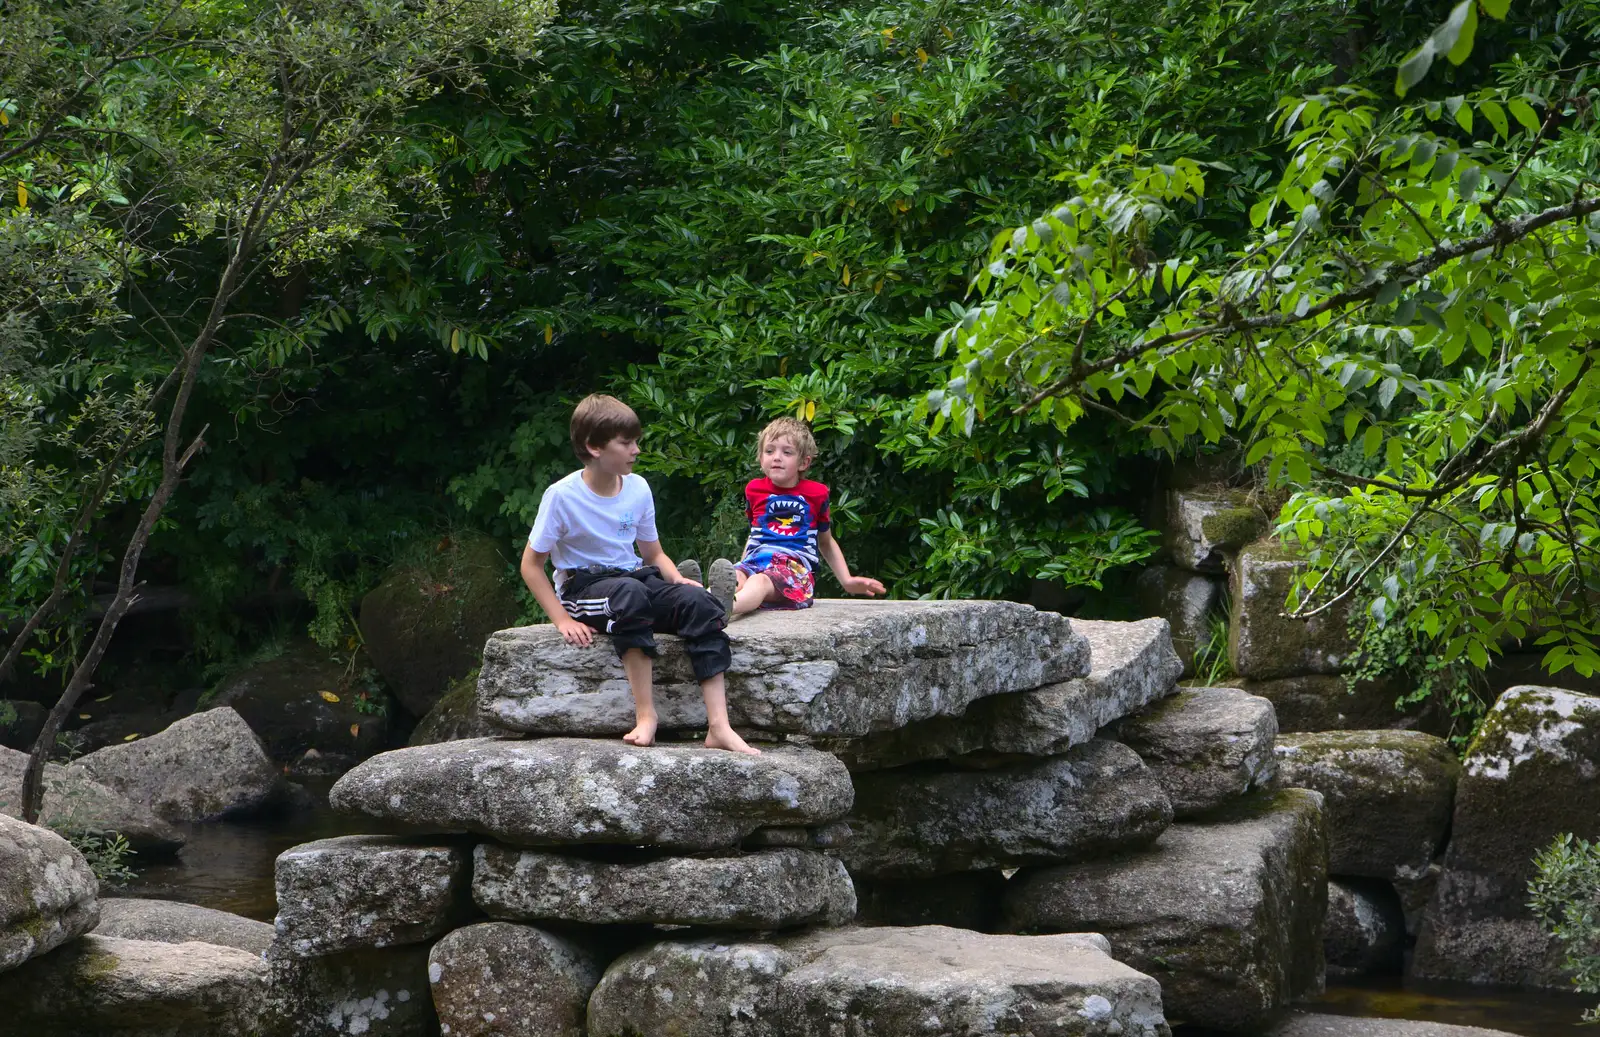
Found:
555,616 -> 595,646
842,575 -> 886,597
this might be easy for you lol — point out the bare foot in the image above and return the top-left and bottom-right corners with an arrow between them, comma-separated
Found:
705,725 -> 761,755
623,717 -> 658,747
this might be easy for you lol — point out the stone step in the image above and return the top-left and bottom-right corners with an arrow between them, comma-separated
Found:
586,926 -> 1170,1037
839,739 -> 1172,878
328,737 -> 853,851
477,599 -> 1089,738
0,934 -> 269,1035
473,845 -> 855,929
1004,788 -> 1327,1033
94,898 -> 274,957
1111,685 -> 1278,818
829,617 -> 1183,771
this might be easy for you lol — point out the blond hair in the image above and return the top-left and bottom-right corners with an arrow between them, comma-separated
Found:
570,393 -> 641,462
758,417 -> 817,461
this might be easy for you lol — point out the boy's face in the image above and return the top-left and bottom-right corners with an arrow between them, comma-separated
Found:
760,435 -> 811,487
587,435 -> 640,476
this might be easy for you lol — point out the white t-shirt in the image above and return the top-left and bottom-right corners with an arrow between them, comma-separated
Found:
527,471 -> 658,582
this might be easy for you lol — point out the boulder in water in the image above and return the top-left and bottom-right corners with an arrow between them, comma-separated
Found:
839,739 -> 1171,878
1005,788 -> 1328,1032
586,926 -> 1170,1037
1,745 -> 185,855
329,737 -> 853,851
0,812 -> 100,974
473,844 -> 855,929
429,922 -> 603,1037
73,707 -> 283,823
0,934 -> 267,1035
95,898 -> 274,956
1413,685 -> 1600,988
478,599 -> 1090,737
273,835 -> 472,958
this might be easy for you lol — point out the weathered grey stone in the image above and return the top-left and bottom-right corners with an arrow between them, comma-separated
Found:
429,922 -> 603,1037
274,835 -> 471,957
832,618 -> 1182,771
1270,1015 -> 1523,1037
1112,686 -> 1278,818
1273,731 -> 1458,881
854,871 -> 1006,932
0,812 -> 99,974
1325,878 -> 1404,978
1235,673 -> 1444,733
587,926 -> 1171,1037
329,737 -> 853,850
1005,789 -> 1328,1033
408,674 -> 506,746
474,845 -> 854,929
264,945 -> 437,1037
743,821 -> 853,850
840,739 -> 1171,878
1414,685 -> 1600,989
359,532 -> 520,717
0,934 -> 268,1035
1,744 -> 185,854
479,600 -> 1089,737
1230,539 -> 1355,679
74,707 -> 282,823
1136,567 -> 1223,675
1165,487 -> 1267,573
96,898 -> 274,956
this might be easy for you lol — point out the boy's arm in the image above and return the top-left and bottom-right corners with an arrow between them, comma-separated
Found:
637,538 -> 698,586
520,545 -> 594,646
818,530 -> 885,597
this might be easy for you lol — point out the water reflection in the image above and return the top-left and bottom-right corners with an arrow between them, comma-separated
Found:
1313,975 -> 1592,1035
118,780 -> 413,921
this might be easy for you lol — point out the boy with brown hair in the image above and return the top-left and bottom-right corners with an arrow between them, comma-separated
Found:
730,416 -> 885,615
520,394 -> 755,754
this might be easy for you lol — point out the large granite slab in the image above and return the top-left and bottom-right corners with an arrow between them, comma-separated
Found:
328,737 -> 853,850
587,926 -> 1171,1037
831,617 -> 1182,771
478,600 -> 1089,737
1005,789 -> 1328,1032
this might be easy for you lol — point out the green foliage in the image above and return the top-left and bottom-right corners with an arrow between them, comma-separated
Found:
0,701 -> 16,730
1193,598 -> 1234,685
65,830 -> 138,887
944,1 -> 1600,692
1530,833 -> 1600,1020
1342,590 -> 1488,744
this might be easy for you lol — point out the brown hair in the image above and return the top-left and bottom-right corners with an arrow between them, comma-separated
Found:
570,394 -> 642,462
758,417 -> 817,461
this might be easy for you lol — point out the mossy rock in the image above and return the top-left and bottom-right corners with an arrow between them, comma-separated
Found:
359,532 -> 520,717
1230,537 -> 1354,680
1412,685 -> 1600,988
1164,487 -> 1267,573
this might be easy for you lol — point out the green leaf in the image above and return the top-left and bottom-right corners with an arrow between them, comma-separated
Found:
1508,98 -> 1542,135
1480,0 -> 1510,19
1444,1 -> 1478,65
1364,425 -> 1383,458
1396,46 -> 1435,98
1479,100 -> 1509,139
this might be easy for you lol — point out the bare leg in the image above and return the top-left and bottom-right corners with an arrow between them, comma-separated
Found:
620,647 -> 658,746
700,672 -> 759,754
730,572 -> 776,618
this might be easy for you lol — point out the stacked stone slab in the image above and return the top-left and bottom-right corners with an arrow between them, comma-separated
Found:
258,600 -> 1342,1036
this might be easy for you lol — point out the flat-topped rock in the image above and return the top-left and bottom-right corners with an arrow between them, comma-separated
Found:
1,813 -> 100,974
479,599 -> 1089,737
95,898 -> 274,956
474,845 -> 855,929
832,617 -> 1182,771
587,926 -> 1171,1037
1114,686 -> 1278,817
0,934 -> 268,1035
274,836 -> 472,957
1005,789 -> 1327,1032
329,737 -> 853,850
840,739 -> 1171,877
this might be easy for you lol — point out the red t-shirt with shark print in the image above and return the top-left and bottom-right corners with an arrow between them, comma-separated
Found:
741,477 -> 831,570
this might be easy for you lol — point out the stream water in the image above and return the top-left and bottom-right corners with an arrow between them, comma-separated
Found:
120,796 -> 1591,1035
